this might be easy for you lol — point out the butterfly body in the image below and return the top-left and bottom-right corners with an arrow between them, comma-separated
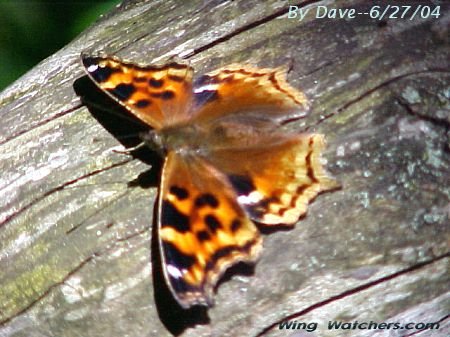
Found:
82,54 -> 338,308
140,123 -> 202,156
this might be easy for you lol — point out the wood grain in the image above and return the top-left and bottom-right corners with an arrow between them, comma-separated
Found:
1,1 -> 448,336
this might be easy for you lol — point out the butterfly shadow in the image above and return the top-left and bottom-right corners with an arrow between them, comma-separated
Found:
74,76 -> 210,334
74,76 -> 151,150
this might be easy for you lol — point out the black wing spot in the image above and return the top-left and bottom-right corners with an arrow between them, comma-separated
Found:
195,193 -> 219,208
134,99 -> 151,108
228,174 -> 256,196
196,230 -> 211,242
169,186 -> 189,200
247,206 -> 264,220
193,75 -> 221,106
161,200 -> 190,232
205,214 -> 222,232
194,90 -> 219,106
149,78 -> 164,88
108,83 -> 136,100
231,219 -> 242,233
161,90 -> 175,100
90,65 -> 118,82
162,241 -> 198,293
162,241 -> 196,270
194,75 -> 219,87
151,90 -> 175,100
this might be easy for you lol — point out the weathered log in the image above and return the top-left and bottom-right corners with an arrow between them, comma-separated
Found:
1,1 -> 448,336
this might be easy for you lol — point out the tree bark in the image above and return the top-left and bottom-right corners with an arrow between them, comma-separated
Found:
1,1 -> 448,336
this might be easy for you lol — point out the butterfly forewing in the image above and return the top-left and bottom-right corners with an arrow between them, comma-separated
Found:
192,64 -> 310,125
82,55 -> 194,129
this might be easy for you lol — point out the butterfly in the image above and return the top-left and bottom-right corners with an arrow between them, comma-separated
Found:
81,53 -> 338,309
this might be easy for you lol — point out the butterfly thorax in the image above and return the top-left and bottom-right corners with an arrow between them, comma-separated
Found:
141,123 -> 208,156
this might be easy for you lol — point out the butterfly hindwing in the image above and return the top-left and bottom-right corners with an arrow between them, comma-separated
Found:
158,151 -> 262,308
206,134 -> 339,225
82,54 -> 194,129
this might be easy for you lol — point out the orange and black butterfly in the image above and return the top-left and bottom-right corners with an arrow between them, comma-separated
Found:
82,53 -> 338,308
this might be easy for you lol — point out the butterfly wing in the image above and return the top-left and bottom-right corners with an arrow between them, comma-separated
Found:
158,151 -> 262,308
192,64 -> 310,124
189,64 -> 337,225
205,134 -> 339,225
81,54 -> 194,129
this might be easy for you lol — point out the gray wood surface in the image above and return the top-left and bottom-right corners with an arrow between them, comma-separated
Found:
1,1 -> 449,336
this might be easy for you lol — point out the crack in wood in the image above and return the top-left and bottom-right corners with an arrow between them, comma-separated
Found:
65,189 -> 132,235
0,253 -> 95,326
255,252 -> 450,337
402,313 -> 450,336
0,103 -> 83,147
114,1 -> 321,60
397,97 -> 450,130
0,159 -> 132,229
0,223 -> 151,327
182,0 -> 321,59
305,68 -> 450,131
115,225 -> 151,243
303,60 -> 335,76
